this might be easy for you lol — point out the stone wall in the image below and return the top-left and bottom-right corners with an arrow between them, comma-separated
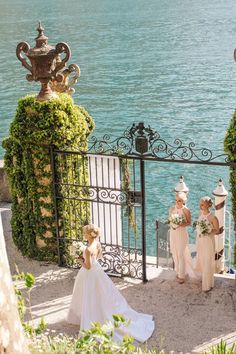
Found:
0,160 -> 11,202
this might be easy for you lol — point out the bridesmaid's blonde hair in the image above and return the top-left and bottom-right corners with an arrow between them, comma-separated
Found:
200,196 -> 213,208
176,192 -> 187,204
83,224 -> 101,238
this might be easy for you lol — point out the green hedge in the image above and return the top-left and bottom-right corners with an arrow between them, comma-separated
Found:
224,110 -> 236,264
2,94 -> 94,261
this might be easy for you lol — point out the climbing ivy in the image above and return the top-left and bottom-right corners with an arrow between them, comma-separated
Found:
2,94 -> 94,261
224,110 -> 236,264
120,158 -> 137,234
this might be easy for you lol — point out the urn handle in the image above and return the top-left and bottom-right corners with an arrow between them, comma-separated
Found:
16,42 -> 33,80
53,42 -> 71,82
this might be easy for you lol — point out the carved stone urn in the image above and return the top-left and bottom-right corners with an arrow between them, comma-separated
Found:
16,22 -> 71,101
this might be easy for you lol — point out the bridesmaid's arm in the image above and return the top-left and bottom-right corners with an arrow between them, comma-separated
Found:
79,248 -> 92,270
210,215 -> 220,235
181,208 -> 191,227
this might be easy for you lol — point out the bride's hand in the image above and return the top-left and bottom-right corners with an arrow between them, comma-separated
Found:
77,257 -> 84,266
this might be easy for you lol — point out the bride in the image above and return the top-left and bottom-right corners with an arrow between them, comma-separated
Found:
67,224 -> 154,343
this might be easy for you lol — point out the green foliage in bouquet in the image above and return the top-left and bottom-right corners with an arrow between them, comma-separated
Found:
224,111 -> 236,264
2,94 -> 94,261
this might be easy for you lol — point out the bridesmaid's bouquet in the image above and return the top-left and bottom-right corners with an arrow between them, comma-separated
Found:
193,220 -> 212,236
167,214 -> 185,230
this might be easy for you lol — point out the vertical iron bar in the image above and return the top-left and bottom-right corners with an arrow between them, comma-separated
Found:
88,156 -> 94,224
95,157 -> 100,227
140,158 -> 147,282
65,154 -> 72,239
72,154 -> 78,239
101,157 -> 107,243
133,159 -> 137,255
82,154 -> 88,228
50,145 -> 62,266
108,158 -> 112,244
59,154 -> 66,243
156,220 -> 159,268
114,158 -> 118,245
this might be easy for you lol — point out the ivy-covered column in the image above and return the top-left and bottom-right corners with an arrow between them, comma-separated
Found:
2,24 -> 94,260
3,94 -> 94,259
224,111 -> 236,264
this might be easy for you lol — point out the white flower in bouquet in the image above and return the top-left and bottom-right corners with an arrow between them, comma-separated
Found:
70,241 -> 86,258
168,213 -> 185,230
194,220 -> 212,236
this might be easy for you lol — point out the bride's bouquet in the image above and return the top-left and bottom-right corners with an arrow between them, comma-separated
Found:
70,241 -> 86,259
193,220 -> 212,236
167,213 -> 185,230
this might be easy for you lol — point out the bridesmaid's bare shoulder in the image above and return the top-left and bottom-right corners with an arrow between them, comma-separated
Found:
208,213 -> 216,222
183,206 -> 191,215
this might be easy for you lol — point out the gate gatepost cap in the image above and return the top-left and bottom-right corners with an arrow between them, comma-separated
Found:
212,179 -> 228,197
174,176 -> 189,193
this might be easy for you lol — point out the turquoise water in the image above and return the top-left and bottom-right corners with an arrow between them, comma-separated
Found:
0,0 -> 236,252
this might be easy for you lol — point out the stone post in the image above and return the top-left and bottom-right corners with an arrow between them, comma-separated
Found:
174,176 -> 189,194
212,179 -> 228,273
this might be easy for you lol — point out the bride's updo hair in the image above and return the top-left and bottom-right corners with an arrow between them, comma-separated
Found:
200,196 -> 213,208
83,224 -> 101,238
176,191 -> 187,204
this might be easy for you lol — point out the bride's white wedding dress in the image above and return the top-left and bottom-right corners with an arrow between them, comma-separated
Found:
67,254 -> 154,343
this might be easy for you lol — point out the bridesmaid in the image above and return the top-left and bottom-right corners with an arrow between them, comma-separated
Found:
194,196 -> 219,292
169,192 -> 194,284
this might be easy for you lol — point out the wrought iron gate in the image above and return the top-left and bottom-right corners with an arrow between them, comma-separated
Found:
51,122 -> 236,282
50,145 -> 148,281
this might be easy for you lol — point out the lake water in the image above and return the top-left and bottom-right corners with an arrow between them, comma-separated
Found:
0,0 -> 236,254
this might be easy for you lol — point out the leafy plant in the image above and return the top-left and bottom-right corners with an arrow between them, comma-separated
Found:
13,265 -> 47,335
27,317 -> 236,354
202,339 -> 236,354
224,111 -> 236,264
29,314 -> 161,354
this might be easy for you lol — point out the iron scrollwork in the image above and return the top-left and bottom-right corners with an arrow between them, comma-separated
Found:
57,184 -> 128,205
85,121 -> 231,164
99,244 -> 143,279
87,134 -> 134,155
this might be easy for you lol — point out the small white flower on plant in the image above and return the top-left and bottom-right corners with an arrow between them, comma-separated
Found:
167,213 -> 185,230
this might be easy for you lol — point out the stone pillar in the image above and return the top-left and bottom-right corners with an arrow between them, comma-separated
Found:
213,179 -> 228,273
